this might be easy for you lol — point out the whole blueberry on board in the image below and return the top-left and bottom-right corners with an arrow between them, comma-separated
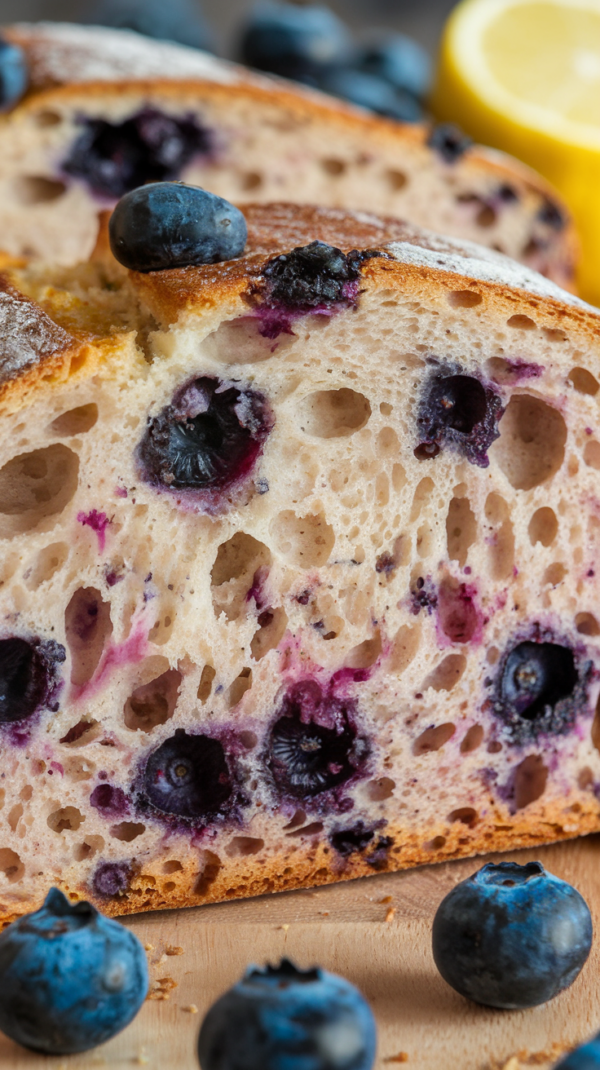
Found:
85,0 -> 213,51
109,182 -> 247,272
319,67 -> 423,123
356,33 -> 432,101
238,1 -> 351,85
198,958 -> 376,1070
0,888 -> 148,1054
0,37 -> 27,112
432,861 -> 592,1009
556,1040 -> 600,1069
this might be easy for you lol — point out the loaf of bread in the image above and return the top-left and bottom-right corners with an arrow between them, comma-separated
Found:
0,21 -> 577,289
0,201 -> 598,924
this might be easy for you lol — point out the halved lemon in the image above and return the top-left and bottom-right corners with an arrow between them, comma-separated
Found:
431,0 -> 600,304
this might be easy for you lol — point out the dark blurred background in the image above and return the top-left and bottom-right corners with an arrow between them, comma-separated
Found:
0,0 -> 456,57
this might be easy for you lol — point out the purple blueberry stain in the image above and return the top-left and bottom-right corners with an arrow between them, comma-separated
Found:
0,636 -> 66,729
77,510 -> 110,553
253,242 -> 383,339
264,677 -> 370,808
92,861 -> 131,898
137,376 -> 274,511
62,108 -> 214,200
490,632 -> 589,744
90,784 -> 129,818
410,576 -> 438,616
415,365 -> 503,467
135,728 -> 237,826
437,582 -> 482,645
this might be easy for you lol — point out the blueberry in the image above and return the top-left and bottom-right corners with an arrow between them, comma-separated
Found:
109,182 -> 247,272
141,729 -> 233,820
238,2 -> 351,85
266,681 -> 369,800
93,862 -> 131,898
556,1040 -> 600,1069
356,33 -> 432,100
0,888 -> 148,1054
198,958 -> 376,1070
90,783 -> 129,817
0,37 -> 27,112
0,636 -> 65,724
63,110 -> 212,201
137,376 -> 272,495
318,68 -> 423,123
262,241 -> 377,313
493,640 -> 580,742
84,0 -> 213,51
432,861 -> 592,1009
427,123 -> 473,163
416,371 -> 503,467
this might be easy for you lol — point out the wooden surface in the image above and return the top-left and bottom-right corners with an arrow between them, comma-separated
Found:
3,838 -> 600,1070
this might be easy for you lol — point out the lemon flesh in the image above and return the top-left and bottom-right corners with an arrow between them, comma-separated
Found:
431,0 -> 600,304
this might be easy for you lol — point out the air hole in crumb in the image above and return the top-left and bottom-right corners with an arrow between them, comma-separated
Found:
203,316 -> 295,365
447,290 -> 482,308
0,445 -> 79,538
460,724 -> 484,753
48,404 -> 98,437
25,541 -> 69,590
366,777 -> 395,802
513,754 -> 548,809
389,624 -> 420,675
385,168 -> 407,191
507,314 -> 536,330
492,395 -> 566,490
239,730 -> 258,750
0,848 -> 24,882
287,821 -> 324,838
226,667 -> 253,708
65,587 -> 113,686
47,806 -> 84,833
240,171 -> 263,190
194,850 -> 222,897
423,654 -> 466,692
251,607 -> 288,660
446,495 -> 476,567
72,835 -> 104,862
198,664 -> 216,703
124,669 -> 181,733
59,718 -> 101,747
543,562 -> 566,586
427,836 -> 447,850
321,158 -> 346,176
529,507 -> 558,546
212,532 -> 272,621
584,441 -> 600,470
413,723 -> 455,755
592,693 -> 600,753
63,755 -> 96,782
226,836 -> 265,857
576,612 -> 600,636
110,822 -> 146,842
346,632 -> 382,670
35,110 -> 62,127
438,581 -> 478,644
448,807 -> 478,827
297,389 -> 371,438
283,809 -> 306,830
163,860 -> 183,874
569,367 -> 599,395
270,510 -> 334,568
16,176 -> 67,205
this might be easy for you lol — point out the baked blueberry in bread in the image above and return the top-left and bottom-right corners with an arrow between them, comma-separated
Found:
0,21 -> 577,290
0,198 -> 598,924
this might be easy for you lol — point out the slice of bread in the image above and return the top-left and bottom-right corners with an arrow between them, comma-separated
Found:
0,201 -> 598,924
0,21 -> 577,289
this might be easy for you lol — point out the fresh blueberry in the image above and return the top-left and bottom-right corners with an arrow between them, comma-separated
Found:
356,33 -> 432,100
432,861 -> 592,1009
141,729 -> 233,820
137,376 -> 272,495
84,0 -> 213,51
427,123 -> 473,163
198,958 -> 376,1070
555,1040 -> 600,1069
109,182 -> 247,272
415,371 -> 503,467
0,888 -> 148,1054
262,241 -> 378,314
238,2 -> 351,85
318,67 -> 423,122
63,110 -> 212,201
0,37 -> 27,112
0,636 -> 65,724
493,640 -> 580,743
93,862 -> 131,898
266,680 -> 369,800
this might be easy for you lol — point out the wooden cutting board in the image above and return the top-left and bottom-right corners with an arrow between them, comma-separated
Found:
3,836 -> 600,1070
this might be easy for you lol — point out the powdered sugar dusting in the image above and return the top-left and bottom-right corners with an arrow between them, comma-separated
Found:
7,22 -> 243,89
385,233 -> 597,312
0,281 -> 74,386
